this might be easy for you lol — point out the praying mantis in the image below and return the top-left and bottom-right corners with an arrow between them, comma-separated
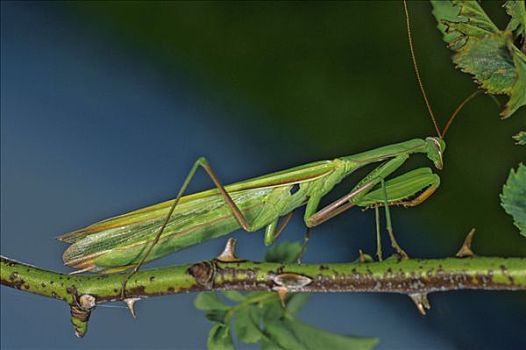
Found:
58,1 -> 479,279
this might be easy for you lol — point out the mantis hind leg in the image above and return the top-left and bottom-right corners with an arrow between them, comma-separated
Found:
297,228 -> 311,264
121,157 -> 255,297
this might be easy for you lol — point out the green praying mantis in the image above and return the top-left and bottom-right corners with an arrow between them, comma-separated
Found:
58,1 -> 479,279
59,138 -> 444,272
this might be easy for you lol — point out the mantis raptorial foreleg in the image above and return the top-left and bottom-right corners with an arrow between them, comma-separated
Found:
394,182 -> 439,207
358,168 -> 440,207
305,155 -> 410,227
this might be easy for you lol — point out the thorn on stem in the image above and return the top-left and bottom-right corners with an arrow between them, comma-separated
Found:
216,238 -> 243,263
456,228 -> 476,258
358,250 -> 373,263
70,297 -> 94,338
273,286 -> 288,307
409,293 -> 431,315
359,250 -> 366,263
78,294 -> 96,310
124,298 -> 140,319
271,273 -> 312,307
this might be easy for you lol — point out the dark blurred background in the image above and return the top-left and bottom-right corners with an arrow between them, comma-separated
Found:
1,1 -> 525,349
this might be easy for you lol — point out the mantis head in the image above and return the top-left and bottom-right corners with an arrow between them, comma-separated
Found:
425,137 -> 446,170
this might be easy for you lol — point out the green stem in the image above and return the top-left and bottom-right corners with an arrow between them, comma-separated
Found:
2,255 -> 526,337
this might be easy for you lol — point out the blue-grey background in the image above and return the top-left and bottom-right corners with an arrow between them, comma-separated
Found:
1,2 -> 525,349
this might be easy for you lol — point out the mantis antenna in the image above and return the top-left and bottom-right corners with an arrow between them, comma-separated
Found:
402,0 -> 481,139
441,90 -> 481,137
403,0 -> 442,138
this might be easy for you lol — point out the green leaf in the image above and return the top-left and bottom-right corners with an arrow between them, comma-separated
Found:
453,32 -> 516,95
208,323 -> 235,350
234,305 -> 262,344
501,46 -> 526,118
261,339 -> 285,350
264,241 -> 303,263
513,131 -> 526,145
431,0 -> 498,50
505,0 -> 526,37
430,0 -> 526,118
261,298 -> 285,323
501,163 -> 526,236
221,290 -> 246,302
286,293 -> 311,315
194,292 -> 230,311
430,0 -> 515,96
205,309 -> 228,324
262,317 -> 378,350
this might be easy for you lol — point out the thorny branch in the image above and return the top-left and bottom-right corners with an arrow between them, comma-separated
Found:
1,238 -> 526,337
